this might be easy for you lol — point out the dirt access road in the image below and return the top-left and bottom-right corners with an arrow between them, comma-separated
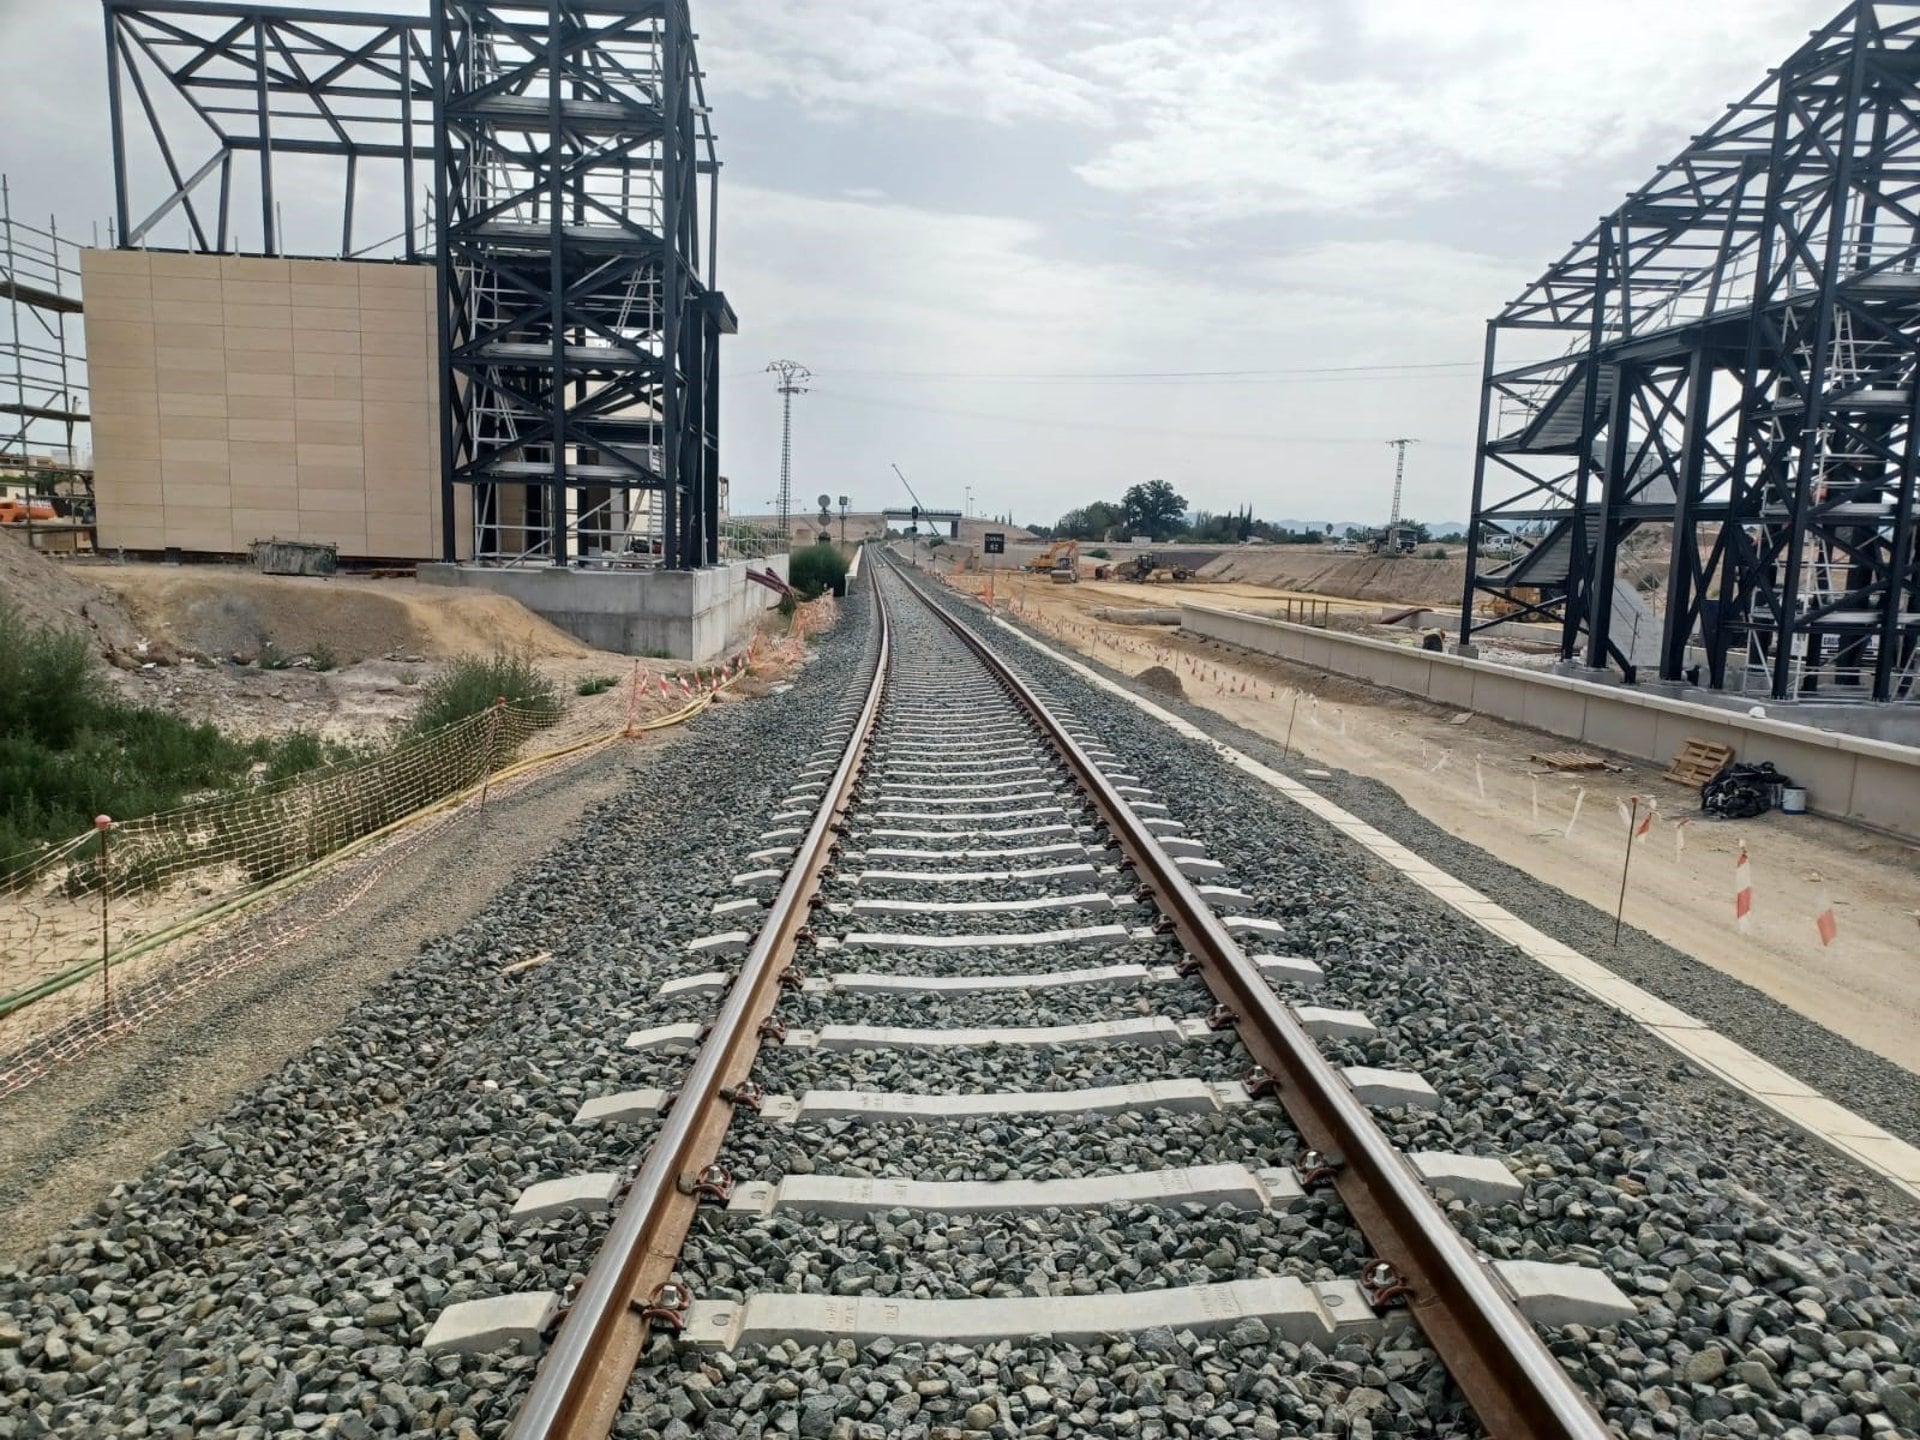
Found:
966,565 -> 1920,1076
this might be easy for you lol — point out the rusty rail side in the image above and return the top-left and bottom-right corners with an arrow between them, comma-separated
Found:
510,584 -> 893,1440
886,553 -> 1611,1440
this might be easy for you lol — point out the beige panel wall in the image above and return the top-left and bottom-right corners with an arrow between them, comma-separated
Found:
83,249 -> 468,559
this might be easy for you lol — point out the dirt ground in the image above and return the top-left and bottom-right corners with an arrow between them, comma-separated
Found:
6,548 -> 793,744
965,565 -> 1920,1076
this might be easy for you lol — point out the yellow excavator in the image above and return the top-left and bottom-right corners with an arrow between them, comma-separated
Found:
1025,539 -> 1080,582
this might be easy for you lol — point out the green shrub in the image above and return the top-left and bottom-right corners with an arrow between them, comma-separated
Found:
308,642 -> 338,672
0,599 -> 266,878
1087,548 -> 1110,559
788,546 -> 848,600
408,652 -> 561,736
576,674 -> 618,696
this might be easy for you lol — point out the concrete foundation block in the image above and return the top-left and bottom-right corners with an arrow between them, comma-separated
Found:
1295,1005 -> 1378,1040
660,971 -> 730,997
1342,1066 -> 1441,1110
1492,1260 -> 1637,1327
685,1276 -> 1380,1352
764,1077 -> 1254,1124
423,1292 -> 559,1357
625,1022 -> 705,1053
1408,1152 -> 1524,1206
572,1088 -> 668,1125
727,1162 -> 1303,1219
1254,954 -> 1327,987
510,1172 -> 623,1226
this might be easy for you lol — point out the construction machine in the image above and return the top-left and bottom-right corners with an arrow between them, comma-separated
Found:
1117,553 -> 1192,584
1026,539 -> 1079,576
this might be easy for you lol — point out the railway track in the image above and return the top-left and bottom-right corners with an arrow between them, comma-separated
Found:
438,552 -> 1631,1439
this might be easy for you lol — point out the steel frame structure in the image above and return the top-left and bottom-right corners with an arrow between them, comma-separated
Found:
100,0 -> 734,569
1462,0 -> 1920,703
103,0 -> 436,259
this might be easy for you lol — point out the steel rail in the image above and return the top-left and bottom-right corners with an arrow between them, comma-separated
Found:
509,583 -> 893,1440
883,552 -> 1611,1440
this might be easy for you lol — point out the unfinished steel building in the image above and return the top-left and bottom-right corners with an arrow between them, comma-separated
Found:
96,0 -> 731,568
1462,0 -> 1920,704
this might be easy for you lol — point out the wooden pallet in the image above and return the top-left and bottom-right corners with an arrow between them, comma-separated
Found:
1529,749 -> 1609,772
1663,737 -> 1735,787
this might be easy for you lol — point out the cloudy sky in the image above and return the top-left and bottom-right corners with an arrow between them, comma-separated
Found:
1,0 -> 1826,529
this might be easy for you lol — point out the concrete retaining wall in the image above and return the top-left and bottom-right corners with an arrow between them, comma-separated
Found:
420,557 -> 789,661
1179,600 -> 1920,842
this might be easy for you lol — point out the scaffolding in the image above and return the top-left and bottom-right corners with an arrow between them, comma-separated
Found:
0,178 -> 93,546
1462,0 -> 1920,704
99,0 -> 735,569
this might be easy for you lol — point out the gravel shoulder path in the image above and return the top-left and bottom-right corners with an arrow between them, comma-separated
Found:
979,598 -> 1920,1163
0,742 -> 650,1267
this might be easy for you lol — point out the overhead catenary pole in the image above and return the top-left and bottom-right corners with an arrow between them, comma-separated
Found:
1384,437 -> 1418,533
766,361 -> 810,547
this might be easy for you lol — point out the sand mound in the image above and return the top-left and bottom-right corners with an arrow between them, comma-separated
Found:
1197,550 -> 1465,606
0,534 -> 148,660
89,567 -> 596,664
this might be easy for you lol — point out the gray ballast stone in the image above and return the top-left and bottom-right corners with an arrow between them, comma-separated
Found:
1492,1260 -> 1638,1328
509,1172 -> 623,1226
1407,1152 -> 1525,1206
849,891 -> 1119,917
762,1077 -> 1255,1124
422,1292 -> 559,1357
821,962 -> 1172,995
624,1022 -> 705,1053
571,1088 -> 668,1126
784,1016 -> 1220,1052
844,922 -> 1133,951
727,1162 -> 1307,1219
1342,1066 -> 1442,1111
660,971 -> 730,997
688,931 -> 752,956
685,1277 -> 1382,1352
855,862 -> 1100,887
1294,1005 -> 1379,1041
1255,954 -> 1327,986
730,869 -> 783,889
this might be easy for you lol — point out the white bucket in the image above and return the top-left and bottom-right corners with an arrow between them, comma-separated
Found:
1780,786 -> 1808,814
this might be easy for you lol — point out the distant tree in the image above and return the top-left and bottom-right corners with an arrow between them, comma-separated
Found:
1121,480 -> 1186,541
1055,500 -> 1124,540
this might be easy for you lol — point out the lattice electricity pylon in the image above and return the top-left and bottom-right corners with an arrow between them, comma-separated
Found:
432,0 -> 734,569
1462,0 -> 1920,703
102,1 -> 436,259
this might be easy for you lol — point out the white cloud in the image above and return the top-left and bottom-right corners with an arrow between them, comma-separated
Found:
705,0 -> 1818,222
718,183 -> 1497,523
